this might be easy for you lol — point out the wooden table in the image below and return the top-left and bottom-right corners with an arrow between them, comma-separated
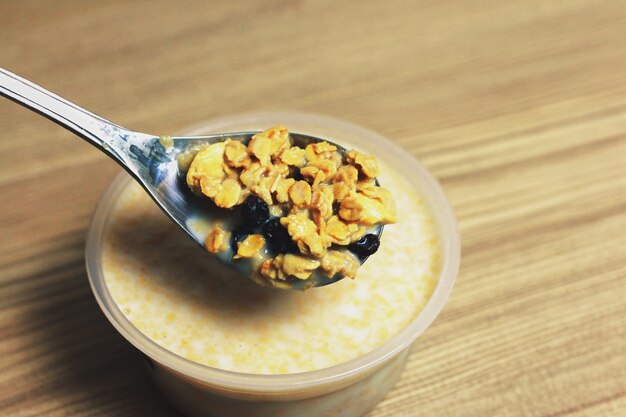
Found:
1,1 -> 624,416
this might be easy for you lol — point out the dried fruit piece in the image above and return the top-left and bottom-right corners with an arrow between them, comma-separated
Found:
230,228 -> 249,249
241,195 -> 270,229
347,234 -> 380,258
263,218 -> 297,254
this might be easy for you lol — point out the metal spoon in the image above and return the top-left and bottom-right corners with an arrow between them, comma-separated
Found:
0,67 -> 382,290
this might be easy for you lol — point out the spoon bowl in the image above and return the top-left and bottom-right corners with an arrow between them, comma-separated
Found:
0,67 -> 383,289
144,132 -> 384,290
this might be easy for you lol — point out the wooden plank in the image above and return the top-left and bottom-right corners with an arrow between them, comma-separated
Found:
0,1 -> 624,416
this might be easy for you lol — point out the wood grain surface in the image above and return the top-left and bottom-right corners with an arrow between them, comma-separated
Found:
1,1 -> 625,416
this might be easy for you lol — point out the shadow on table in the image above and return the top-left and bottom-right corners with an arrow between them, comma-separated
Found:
22,249 -> 185,416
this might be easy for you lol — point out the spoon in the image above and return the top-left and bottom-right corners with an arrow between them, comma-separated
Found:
0,67 -> 383,290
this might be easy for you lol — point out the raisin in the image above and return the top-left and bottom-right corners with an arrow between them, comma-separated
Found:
262,218 -> 298,254
240,195 -> 269,229
291,167 -> 304,182
231,228 -> 249,250
348,234 -> 380,258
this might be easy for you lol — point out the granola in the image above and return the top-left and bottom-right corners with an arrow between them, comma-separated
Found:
234,234 -> 266,259
186,126 -> 396,288
204,225 -> 230,254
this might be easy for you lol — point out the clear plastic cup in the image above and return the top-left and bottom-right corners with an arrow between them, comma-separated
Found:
85,112 -> 460,417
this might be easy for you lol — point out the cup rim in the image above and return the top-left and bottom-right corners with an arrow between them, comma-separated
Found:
85,111 -> 460,393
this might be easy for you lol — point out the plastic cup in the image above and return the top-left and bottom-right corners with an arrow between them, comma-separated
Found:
86,112 -> 460,417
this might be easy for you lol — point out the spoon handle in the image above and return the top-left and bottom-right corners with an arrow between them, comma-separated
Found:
0,67 -> 153,168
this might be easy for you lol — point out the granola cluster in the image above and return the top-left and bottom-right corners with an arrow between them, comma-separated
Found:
185,126 -> 396,286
